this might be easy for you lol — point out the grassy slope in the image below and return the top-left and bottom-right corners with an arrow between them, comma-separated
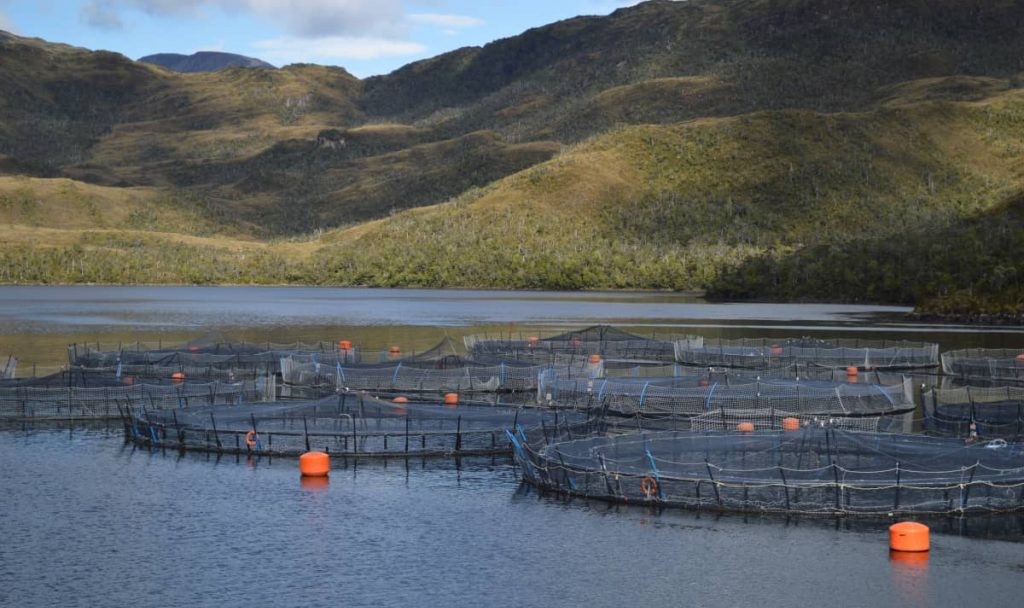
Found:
305,86 -> 1024,308
1,1 -> 1024,315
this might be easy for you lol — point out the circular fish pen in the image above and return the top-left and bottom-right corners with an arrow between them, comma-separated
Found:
0,378 -> 273,421
673,337 -> 939,370
126,393 -> 587,458
282,355 -> 601,396
536,375 -> 915,421
924,386 -> 1024,438
940,349 -> 1024,384
464,325 -> 688,363
509,427 -> 1024,516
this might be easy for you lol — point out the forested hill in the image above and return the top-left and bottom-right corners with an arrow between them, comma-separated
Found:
0,0 -> 1022,317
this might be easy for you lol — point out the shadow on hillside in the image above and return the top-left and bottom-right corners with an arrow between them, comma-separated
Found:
706,192 -> 1024,313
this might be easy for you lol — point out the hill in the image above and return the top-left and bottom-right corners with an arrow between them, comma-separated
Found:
138,51 -> 274,72
0,0 -> 1022,316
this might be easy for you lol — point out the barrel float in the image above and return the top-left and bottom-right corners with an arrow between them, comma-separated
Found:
589,354 -> 602,364
392,396 -> 409,404
338,340 -> 352,350
889,522 -> 929,552
299,451 -> 330,477
782,417 -> 800,431
736,421 -> 755,433
171,372 -> 186,383
443,393 -> 459,406
846,366 -> 859,378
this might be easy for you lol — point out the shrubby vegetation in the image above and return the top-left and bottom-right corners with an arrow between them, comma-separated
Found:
1,1 -> 1023,316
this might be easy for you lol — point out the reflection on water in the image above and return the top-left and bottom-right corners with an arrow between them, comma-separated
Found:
1,287 -> 1024,607
1,286 -> 1022,374
1,426 -> 1022,608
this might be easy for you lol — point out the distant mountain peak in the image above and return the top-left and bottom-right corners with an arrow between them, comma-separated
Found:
139,51 -> 274,72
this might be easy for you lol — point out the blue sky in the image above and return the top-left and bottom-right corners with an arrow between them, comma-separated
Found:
0,0 -> 644,77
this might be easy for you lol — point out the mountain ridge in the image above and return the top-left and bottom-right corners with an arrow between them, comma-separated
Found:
138,51 -> 274,72
0,0 -> 1021,315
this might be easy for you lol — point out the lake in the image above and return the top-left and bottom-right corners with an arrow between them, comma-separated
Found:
1,286 -> 1022,607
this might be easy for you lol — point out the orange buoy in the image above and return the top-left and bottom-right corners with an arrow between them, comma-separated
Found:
245,430 -> 258,448
338,340 -> 352,350
846,366 -> 859,377
736,421 -> 755,433
770,345 -> 783,356
589,354 -> 602,364
123,375 -> 135,386
443,392 -> 459,406
1016,353 -> 1024,363
299,451 -> 330,477
889,522 -> 929,552
782,417 -> 800,431
187,345 -> 199,352
392,396 -> 409,404
171,371 -> 186,383
388,345 -> 401,355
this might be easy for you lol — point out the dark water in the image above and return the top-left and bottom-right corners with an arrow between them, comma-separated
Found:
1,287 -> 1023,607
1,427 -> 1022,608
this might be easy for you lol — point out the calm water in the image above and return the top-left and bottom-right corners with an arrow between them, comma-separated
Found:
1,287 -> 1023,607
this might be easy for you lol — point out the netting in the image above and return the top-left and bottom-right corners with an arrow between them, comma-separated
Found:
508,427 -> 1024,515
0,365 -> 271,388
0,378 -> 275,421
536,375 -> 915,419
601,363 -> 916,386
68,340 -> 353,365
281,355 -> 602,393
2,355 -> 15,379
674,337 -> 939,369
686,409 -> 890,433
126,394 -> 586,458
465,325 -> 688,362
924,386 -> 1024,438
940,349 -> 1024,383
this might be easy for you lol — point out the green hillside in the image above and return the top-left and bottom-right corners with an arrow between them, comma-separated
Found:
0,0 -> 1022,316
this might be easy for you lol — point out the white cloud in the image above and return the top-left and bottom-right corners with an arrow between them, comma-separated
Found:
79,0 -> 124,29
252,35 -> 426,63
409,13 -> 484,28
94,0 -> 408,37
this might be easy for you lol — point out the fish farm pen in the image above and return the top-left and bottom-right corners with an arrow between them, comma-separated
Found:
673,337 -> 940,370
941,349 -> 1024,383
536,375 -> 915,419
281,356 -> 602,394
125,394 -> 587,458
8,325 -> 1024,520
464,325 -> 688,363
923,386 -> 1024,438
0,378 -> 275,421
508,426 -> 1024,516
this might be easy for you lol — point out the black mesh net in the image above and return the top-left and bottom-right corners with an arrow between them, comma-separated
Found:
510,427 -> 1024,515
674,337 -> 939,369
128,394 -> 586,458
924,386 -> 1024,438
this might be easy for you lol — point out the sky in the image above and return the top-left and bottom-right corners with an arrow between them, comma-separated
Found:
0,0 -> 645,77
